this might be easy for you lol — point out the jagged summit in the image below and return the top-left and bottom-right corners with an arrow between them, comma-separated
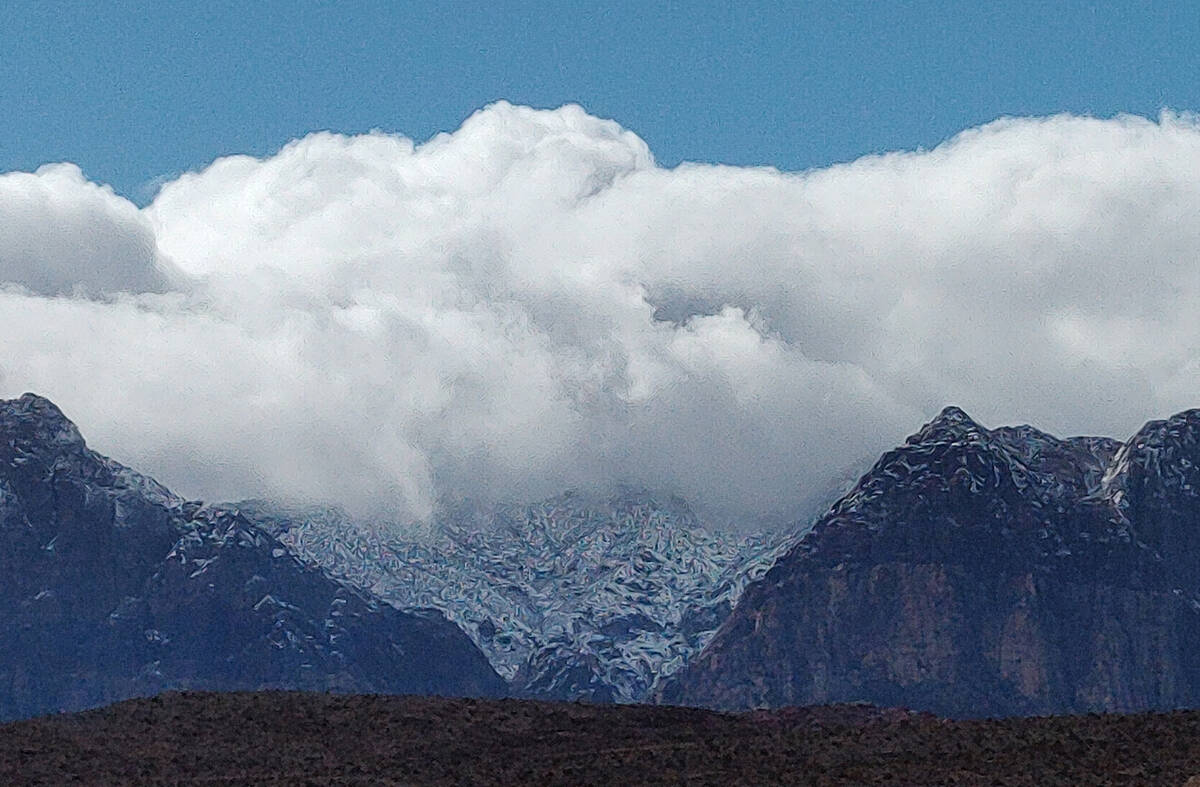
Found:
908,404 -> 984,443
663,405 -> 1200,717
0,392 -> 85,450
1118,408 -> 1200,477
7,391 -> 60,409
0,393 -> 180,509
2,391 -> 72,420
1096,411 -> 1200,521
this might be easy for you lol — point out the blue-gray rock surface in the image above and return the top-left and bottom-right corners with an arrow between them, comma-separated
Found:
0,394 -> 504,721
661,406 -> 1200,717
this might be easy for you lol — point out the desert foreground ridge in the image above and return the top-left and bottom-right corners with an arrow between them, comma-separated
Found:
4,691 -> 1200,786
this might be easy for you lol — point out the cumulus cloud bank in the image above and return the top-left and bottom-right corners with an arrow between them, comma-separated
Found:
3,103 -> 1200,524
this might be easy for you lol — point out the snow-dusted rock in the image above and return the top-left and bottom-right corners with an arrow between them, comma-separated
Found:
662,406 -> 1200,716
237,490 -> 798,702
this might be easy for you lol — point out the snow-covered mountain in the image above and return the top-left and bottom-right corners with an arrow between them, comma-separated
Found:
233,490 -> 801,702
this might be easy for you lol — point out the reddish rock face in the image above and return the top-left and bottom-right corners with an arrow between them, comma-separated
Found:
661,407 -> 1200,717
0,394 -> 505,721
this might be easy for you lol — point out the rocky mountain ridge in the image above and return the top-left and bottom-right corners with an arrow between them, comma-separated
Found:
0,394 -> 504,721
662,406 -> 1200,716
13,390 -> 1200,720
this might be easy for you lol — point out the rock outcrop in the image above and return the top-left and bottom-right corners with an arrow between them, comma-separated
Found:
238,491 -> 797,703
0,394 -> 504,721
661,406 -> 1200,717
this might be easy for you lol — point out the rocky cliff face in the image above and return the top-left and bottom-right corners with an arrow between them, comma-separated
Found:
661,406 -> 1200,717
0,394 -> 504,721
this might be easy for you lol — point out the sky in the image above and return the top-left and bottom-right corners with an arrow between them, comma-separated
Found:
3,1 -> 1199,202
1,3 -> 1199,528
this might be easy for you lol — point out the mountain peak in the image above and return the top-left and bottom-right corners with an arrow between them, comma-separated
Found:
1129,408 -> 1200,446
1106,408 -> 1200,487
1100,408 -> 1200,515
0,392 -> 84,450
663,405 -> 1200,717
907,405 -> 984,445
6,392 -> 67,416
0,396 -> 506,720
930,405 -> 977,426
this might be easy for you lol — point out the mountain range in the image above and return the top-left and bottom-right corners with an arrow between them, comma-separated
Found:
8,392 -> 1200,721
230,493 -> 798,702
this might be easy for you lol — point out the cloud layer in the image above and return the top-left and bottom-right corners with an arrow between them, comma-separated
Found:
4,103 -> 1200,524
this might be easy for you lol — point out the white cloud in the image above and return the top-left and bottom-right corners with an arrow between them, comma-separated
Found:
2,103 -> 1200,525
0,163 -> 179,297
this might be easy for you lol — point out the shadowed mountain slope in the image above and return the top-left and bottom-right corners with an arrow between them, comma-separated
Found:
662,406 -> 1200,717
0,394 -> 504,721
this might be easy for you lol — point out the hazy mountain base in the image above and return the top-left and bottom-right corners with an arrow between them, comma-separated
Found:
3,691 -> 1200,786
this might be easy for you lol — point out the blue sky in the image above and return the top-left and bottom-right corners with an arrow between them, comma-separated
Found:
2,0 -> 1197,203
